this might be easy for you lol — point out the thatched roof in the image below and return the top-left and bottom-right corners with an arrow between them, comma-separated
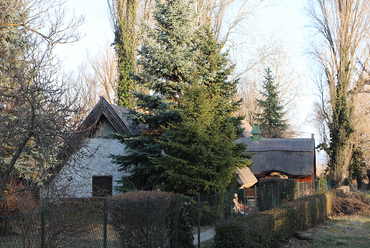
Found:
78,96 -> 136,137
237,137 -> 315,178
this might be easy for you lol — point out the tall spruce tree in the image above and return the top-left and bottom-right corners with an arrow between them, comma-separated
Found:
111,0 -> 252,193
152,84 -> 252,196
195,25 -> 236,97
150,25 -> 252,196
111,0 -> 197,192
255,68 -> 288,138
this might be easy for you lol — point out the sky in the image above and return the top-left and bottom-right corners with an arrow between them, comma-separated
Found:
58,0 -> 324,161
59,0 -> 311,77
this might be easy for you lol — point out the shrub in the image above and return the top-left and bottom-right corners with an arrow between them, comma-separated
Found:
0,179 -> 38,235
108,191 -> 194,248
214,214 -> 274,248
316,174 -> 327,193
175,201 -> 195,248
214,192 -> 333,247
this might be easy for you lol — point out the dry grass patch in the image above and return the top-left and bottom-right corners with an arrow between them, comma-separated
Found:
332,191 -> 370,215
283,191 -> 370,248
284,215 -> 370,248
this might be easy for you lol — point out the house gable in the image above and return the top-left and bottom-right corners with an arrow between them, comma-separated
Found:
90,114 -> 117,138
78,96 -> 134,138
44,97 -> 134,198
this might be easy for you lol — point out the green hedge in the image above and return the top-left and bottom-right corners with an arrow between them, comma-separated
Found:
214,192 -> 333,248
213,214 -> 274,248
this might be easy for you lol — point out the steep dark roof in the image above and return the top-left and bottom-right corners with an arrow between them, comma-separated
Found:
237,137 -> 315,177
78,96 -> 135,137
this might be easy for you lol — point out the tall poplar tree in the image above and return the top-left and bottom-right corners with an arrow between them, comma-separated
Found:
255,68 -> 288,138
110,0 -> 137,108
307,0 -> 370,185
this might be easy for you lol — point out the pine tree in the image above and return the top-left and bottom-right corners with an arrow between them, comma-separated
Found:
255,68 -> 288,138
111,0 -> 252,193
149,25 -> 251,196
152,84 -> 252,196
111,0 -> 197,192
195,25 -> 236,97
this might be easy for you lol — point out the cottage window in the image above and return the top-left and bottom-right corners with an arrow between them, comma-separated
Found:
92,176 -> 113,197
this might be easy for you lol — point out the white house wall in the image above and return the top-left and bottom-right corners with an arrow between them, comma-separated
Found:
44,138 -> 129,198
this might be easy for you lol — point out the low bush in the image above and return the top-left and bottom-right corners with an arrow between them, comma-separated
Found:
214,214 -> 274,248
108,190 -> 194,248
214,192 -> 333,248
0,180 -> 38,236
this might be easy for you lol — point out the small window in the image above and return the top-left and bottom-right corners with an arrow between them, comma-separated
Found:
92,176 -> 113,197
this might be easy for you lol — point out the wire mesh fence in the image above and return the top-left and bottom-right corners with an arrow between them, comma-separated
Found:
0,180 -> 327,247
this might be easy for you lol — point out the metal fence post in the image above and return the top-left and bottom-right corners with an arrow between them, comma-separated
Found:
215,192 -> 218,223
254,185 -> 257,211
197,193 -> 200,248
174,194 -> 179,248
263,185 -> 266,211
103,199 -> 107,248
230,190 -> 233,218
147,197 -> 151,248
271,184 -> 274,209
327,180 -> 329,190
41,206 -> 45,248
243,187 -> 246,214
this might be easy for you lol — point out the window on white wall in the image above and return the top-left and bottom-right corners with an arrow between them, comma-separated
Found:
92,176 -> 113,197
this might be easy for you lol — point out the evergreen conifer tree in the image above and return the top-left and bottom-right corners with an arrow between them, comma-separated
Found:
255,68 -> 288,138
196,25 -> 236,97
149,25 -> 251,196
152,84 -> 252,196
111,0 -> 197,192
111,0 -> 252,194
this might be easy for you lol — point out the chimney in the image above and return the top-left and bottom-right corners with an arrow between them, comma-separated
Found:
249,122 -> 263,142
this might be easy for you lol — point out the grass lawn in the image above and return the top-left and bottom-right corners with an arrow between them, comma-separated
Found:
283,215 -> 370,248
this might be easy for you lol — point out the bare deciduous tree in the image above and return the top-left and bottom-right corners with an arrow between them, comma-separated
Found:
0,0 -> 85,199
70,42 -> 118,111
